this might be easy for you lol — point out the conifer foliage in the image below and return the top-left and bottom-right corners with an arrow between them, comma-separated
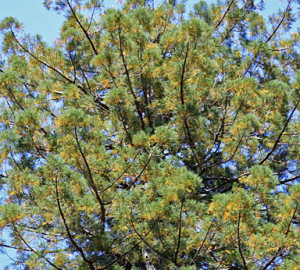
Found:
0,0 -> 299,269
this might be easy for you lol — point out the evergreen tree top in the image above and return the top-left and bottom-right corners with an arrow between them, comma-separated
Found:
0,0 -> 299,269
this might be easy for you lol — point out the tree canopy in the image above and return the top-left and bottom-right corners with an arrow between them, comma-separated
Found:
0,0 -> 299,269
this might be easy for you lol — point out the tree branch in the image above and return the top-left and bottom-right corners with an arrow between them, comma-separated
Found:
100,152 -> 138,193
215,0 -> 235,28
130,208 -> 175,264
266,0 -> 293,43
118,28 -> 145,131
180,42 -> 202,170
190,221 -> 214,265
237,212 -> 248,270
55,175 -> 96,270
99,238 -> 145,270
280,175 -> 300,185
11,30 -> 109,112
259,99 -> 299,165
128,145 -> 157,188
74,126 -> 106,224
261,202 -> 298,270
12,223 -> 62,270
66,0 -> 99,55
174,199 -> 185,265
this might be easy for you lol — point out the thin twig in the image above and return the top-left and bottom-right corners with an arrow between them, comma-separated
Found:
237,212 -> 248,270
66,0 -> 99,55
174,199 -> 185,265
259,99 -> 299,165
74,126 -> 106,224
215,0 -> 235,28
130,208 -> 175,264
55,175 -> 96,270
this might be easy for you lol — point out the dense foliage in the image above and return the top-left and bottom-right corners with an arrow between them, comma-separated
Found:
0,0 -> 299,269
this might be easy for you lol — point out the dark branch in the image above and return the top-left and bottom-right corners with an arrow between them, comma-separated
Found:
215,0 -> 235,28
130,208 -> 175,264
237,212 -> 248,270
174,199 -> 185,265
118,28 -> 146,131
74,126 -> 106,224
55,175 -> 96,270
259,99 -> 299,165
12,223 -> 62,270
261,202 -> 298,270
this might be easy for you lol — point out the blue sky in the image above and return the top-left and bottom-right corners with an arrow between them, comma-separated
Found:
0,0 -> 124,44
0,0 -> 288,44
0,0 -> 64,43
0,0 -> 297,268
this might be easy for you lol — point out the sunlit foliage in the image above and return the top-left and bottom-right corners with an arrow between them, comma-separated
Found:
0,0 -> 299,269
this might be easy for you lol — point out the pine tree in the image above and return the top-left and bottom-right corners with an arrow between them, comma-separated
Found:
0,0 -> 299,269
